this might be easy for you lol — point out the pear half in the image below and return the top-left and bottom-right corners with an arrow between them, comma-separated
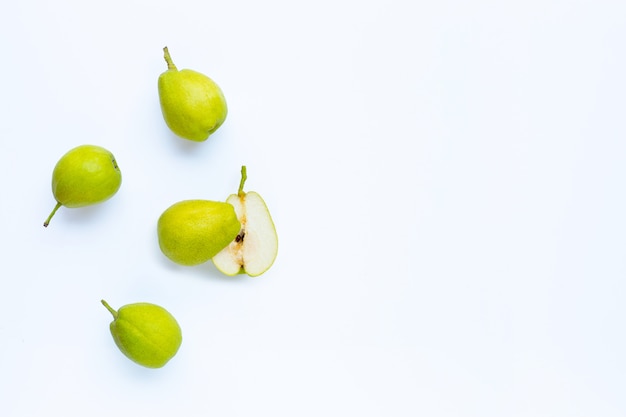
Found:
212,166 -> 278,277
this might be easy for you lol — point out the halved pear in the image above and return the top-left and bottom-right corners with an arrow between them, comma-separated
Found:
212,166 -> 278,277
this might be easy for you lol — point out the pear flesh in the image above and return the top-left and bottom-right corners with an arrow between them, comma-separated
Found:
101,300 -> 182,369
213,166 -> 278,277
158,46 -> 228,142
157,200 -> 241,266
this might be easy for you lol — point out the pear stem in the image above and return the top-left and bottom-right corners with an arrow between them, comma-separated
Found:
238,165 -> 248,196
163,46 -> 177,71
101,300 -> 118,319
43,202 -> 62,227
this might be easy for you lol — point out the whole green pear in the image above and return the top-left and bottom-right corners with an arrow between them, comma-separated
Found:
157,200 -> 241,266
158,46 -> 228,141
44,144 -> 122,227
101,300 -> 182,369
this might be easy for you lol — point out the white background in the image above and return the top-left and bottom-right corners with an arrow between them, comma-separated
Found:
1,0 -> 625,416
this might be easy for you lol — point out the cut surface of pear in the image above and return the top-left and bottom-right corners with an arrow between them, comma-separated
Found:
158,46 -> 227,142
213,166 -> 278,277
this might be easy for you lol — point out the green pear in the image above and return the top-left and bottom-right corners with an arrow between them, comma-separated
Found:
44,144 -> 122,227
158,46 -> 228,141
157,200 -> 241,266
101,300 -> 182,369
212,166 -> 278,277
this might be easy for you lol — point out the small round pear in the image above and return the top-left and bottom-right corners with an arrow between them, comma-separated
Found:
101,300 -> 182,369
157,200 -> 241,266
158,46 -> 228,141
44,145 -> 122,227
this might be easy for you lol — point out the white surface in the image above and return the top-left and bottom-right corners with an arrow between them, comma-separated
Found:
1,0 -> 626,416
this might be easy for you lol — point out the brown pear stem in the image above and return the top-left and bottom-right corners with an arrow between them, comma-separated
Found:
101,300 -> 118,319
43,202 -> 62,227
163,46 -> 177,71
238,165 -> 248,196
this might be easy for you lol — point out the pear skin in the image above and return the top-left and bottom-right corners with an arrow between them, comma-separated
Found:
157,200 -> 241,266
158,47 -> 228,141
101,300 -> 182,369
44,145 -> 122,227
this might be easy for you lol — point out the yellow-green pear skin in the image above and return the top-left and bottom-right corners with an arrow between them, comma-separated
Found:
157,200 -> 241,266
158,46 -> 228,142
44,144 -> 122,227
101,300 -> 182,369
213,166 -> 278,277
